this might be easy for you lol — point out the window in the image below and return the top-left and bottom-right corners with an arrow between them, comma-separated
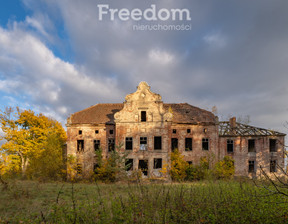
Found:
202,138 -> 209,150
171,138 -> 178,151
108,138 -> 115,152
77,140 -> 84,152
94,140 -> 100,151
126,137 -> 133,150
154,158 -> 162,169
140,137 -> 147,150
227,139 -> 234,153
141,111 -> 146,122
270,160 -> 277,173
125,159 -> 133,171
248,139 -> 255,152
139,160 -> 148,176
154,136 -> 162,150
187,129 -> 191,133
109,130 -> 114,135
77,164 -> 82,174
95,130 -> 99,134
187,161 -> 193,165
94,163 -> 99,174
79,130 -> 82,135
248,160 -> 255,173
172,129 -> 176,134
185,138 -> 192,151
269,139 -> 277,152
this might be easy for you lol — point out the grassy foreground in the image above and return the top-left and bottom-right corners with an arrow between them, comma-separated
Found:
0,180 -> 288,223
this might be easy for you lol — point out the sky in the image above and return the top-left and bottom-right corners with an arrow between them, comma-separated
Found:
0,0 -> 288,133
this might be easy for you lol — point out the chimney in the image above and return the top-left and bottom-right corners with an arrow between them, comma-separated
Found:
230,117 -> 236,129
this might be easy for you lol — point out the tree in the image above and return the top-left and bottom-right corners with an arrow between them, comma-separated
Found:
0,107 -> 66,179
170,149 -> 188,181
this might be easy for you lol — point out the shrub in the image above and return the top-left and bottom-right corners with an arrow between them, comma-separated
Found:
214,156 -> 235,179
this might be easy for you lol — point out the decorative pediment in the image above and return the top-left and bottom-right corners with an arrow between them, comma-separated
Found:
114,81 -> 172,123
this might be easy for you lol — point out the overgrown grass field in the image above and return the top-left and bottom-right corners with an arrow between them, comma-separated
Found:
0,180 -> 288,223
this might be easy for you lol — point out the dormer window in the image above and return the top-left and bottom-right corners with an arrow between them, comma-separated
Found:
141,111 -> 147,122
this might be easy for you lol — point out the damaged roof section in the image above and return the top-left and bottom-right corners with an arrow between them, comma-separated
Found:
219,121 -> 286,137
67,103 -> 216,125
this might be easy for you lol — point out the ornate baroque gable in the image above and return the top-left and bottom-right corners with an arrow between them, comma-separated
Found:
114,81 -> 172,123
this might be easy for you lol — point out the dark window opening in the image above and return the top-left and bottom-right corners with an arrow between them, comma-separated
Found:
248,139 -> 255,152
270,139 -> 277,152
95,130 -> 99,134
154,158 -> 162,169
187,161 -> 193,165
77,140 -> 84,152
125,159 -> 133,171
154,136 -> 162,150
227,139 -> 234,153
126,137 -> 133,150
185,138 -> 192,151
140,137 -> 147,151
94,163 -> 99,174
79,130 -> 82,135
270,160 -> 277,173
187,129 -> 191,133
109,129 -> 114,135
94,140 -> 100,151
248,160 -> 255,173
202,138 -> 209,150
77,164 -> 82,174
141,111 -> 147,122
171,138 -> 178,152
172,129 -> 177,134
108,138 -> 115,152
139,160 -> 148,176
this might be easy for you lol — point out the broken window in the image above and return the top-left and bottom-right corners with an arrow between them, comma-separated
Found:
94,140 -> 100,151
185,138 -> 192,151
140,137 -> 147,150
125,159 -> 133,171
172,129 -> 177,134
126,137 -> 133,150
141,111 -> 147,122
248,139 -> 255,152
77,164 -> 82,174
171,138 -> 178,151
108,138 -> 115,152
95,130 -> 99,134
248,160 -> 255,173
227,139 -> 234,153
94,163 -> 99,174
154,136 -> 162,150
77,140 -> 84,152
269,139 -> 277,152
187,129 -> 191,133
270,160 -> 277,173
202,138 -> 209,150
109,129 -> 114,135
138,160 -> 148,176
154,158 -> 162,169
79,130 -> 82,135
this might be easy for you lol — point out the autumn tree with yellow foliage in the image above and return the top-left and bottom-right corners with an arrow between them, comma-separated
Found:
0,107 -> 66,180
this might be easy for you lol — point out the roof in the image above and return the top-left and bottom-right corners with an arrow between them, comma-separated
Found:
68,103 -> 216,125
219,121 -> 286,137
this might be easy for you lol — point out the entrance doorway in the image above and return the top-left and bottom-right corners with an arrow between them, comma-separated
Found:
138,160 -> 148,176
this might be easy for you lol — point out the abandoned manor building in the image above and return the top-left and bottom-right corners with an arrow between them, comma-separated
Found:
66,81 -> 286,178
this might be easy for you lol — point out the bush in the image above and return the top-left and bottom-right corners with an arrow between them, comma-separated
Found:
214,156 -> 235,179
170,149 -> 188,181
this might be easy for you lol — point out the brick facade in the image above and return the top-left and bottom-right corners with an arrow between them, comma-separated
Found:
66,82 -> 285,178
